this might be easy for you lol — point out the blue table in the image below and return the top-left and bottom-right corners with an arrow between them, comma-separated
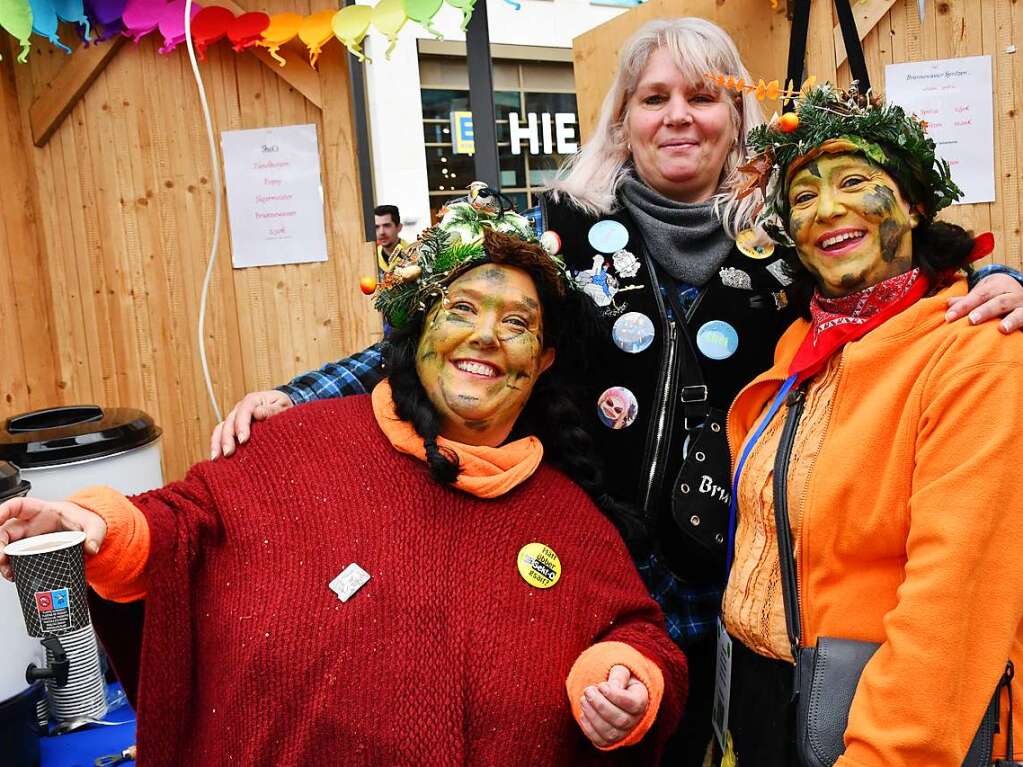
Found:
40,685 -> 136,767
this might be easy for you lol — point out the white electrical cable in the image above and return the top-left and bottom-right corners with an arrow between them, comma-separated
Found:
183,0 -> 224,423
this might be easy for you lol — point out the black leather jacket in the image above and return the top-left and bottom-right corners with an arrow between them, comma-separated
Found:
540,192 -> 798,578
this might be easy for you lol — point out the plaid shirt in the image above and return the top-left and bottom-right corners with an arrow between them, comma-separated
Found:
635,552 -> 723,648
276,344 -> 386,404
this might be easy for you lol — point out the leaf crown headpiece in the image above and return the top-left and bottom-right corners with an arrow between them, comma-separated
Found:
725,81 -> 962,246
372,182 -> 571,328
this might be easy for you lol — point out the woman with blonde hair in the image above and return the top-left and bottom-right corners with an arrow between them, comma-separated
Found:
207,19 -> 1023,764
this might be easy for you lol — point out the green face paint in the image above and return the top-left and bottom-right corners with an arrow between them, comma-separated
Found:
414,263 -> 553,446
862,184 -> 897,217
787,152 -> 916,297
879,218 -> 911,265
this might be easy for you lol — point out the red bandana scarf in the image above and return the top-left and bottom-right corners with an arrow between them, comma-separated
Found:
789,268 -> 929,384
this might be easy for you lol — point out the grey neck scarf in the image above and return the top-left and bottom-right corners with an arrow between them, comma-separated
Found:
617,174 -> 735,287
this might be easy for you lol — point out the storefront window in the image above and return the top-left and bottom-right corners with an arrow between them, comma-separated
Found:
420,53 -> 578,223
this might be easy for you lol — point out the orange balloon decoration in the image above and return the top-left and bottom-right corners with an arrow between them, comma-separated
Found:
298,9 -> 334,68
258,11 -> 303,66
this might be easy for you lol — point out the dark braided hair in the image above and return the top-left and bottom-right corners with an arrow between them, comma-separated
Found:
381,235 -> 644,543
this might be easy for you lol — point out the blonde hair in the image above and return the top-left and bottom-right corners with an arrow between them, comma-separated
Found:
550,18 -> 765,237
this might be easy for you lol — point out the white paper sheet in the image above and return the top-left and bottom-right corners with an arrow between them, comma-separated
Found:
221,124 -> 329,268
884,56 -> 995,204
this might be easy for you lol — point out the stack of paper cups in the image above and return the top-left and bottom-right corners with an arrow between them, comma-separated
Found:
3,532 -> 108,723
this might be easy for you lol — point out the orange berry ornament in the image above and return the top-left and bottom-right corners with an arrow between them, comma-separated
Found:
359,276 -> 377,295
778,112 -> 800,133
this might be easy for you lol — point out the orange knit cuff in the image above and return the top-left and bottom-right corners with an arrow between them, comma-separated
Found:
69,486 -> 150,603
566,641 -> 665,751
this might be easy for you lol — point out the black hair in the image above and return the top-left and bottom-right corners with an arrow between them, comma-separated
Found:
381,243 -> 645,543
374,205 -> 400,225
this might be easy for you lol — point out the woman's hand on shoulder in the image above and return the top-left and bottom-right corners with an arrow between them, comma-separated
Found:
576,664 -> 649,749
945,272 -> 1023,333
0,497 -> 106,580
210,390 -> 294,460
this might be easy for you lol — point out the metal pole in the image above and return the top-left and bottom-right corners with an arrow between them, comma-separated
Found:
465,0 -> 500,190
345,0 -> 377,240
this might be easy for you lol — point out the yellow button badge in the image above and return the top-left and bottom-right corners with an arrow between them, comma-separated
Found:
736,229 -> 775,260
517,542 -> 561,589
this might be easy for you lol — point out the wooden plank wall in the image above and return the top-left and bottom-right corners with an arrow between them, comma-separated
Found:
1,9 -> 377,482
0,50 -> 60,415
572,0 -> 1022,269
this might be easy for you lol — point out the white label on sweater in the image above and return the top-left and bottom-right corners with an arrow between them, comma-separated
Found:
329,564 -> 371,602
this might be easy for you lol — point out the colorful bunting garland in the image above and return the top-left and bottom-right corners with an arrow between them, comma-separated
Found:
0,0 -> 499,63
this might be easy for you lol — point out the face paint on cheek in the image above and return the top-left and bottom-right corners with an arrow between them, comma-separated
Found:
789,209 -> 814,247
502,332 -> 542,389
862,184 -> 897,217
437,309 -> 473,327
879,217 -> 909,263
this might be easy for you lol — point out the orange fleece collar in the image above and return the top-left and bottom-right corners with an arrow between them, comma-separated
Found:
371,381 -> 543,499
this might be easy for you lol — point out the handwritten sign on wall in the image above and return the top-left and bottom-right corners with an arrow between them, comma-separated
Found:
885,56 -> 995,205
221,124 -> 329,268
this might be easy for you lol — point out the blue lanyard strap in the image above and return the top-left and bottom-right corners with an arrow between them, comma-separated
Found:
726,373 -> 798,573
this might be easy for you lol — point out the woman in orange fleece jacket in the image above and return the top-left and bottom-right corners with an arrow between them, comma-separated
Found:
718,85 -> 1023,766
0,209 -> 687,766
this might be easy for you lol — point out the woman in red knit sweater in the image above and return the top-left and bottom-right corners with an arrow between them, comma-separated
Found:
0,201 -> 687,766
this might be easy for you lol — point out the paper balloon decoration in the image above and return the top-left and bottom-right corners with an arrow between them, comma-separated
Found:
404,0 -> 442,39
1,0 -> 34,61
121,0 -> 165,41
28,0 -> 71,52
298,9 -> 333,68
442,0 -> 475,32
189,4 -> 232,59
52,0 -> 89,38
227,10 -> 268,52
371,0 -> 405,59
157,0 -> 199,53
331,3 -> 371,62
83,0 -> 127,42
258,10 -> 301,65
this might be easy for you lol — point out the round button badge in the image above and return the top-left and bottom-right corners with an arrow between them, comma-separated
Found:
587,220 -> 630,254
612,312 -> 656,354
696,320 -> 739,361
736,229 -> 775,260
597,386 -> 639,429
517,542 -> 561,589
540,230 -> 562,256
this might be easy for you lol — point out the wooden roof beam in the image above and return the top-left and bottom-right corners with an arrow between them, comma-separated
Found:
30,36 -> 127,147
